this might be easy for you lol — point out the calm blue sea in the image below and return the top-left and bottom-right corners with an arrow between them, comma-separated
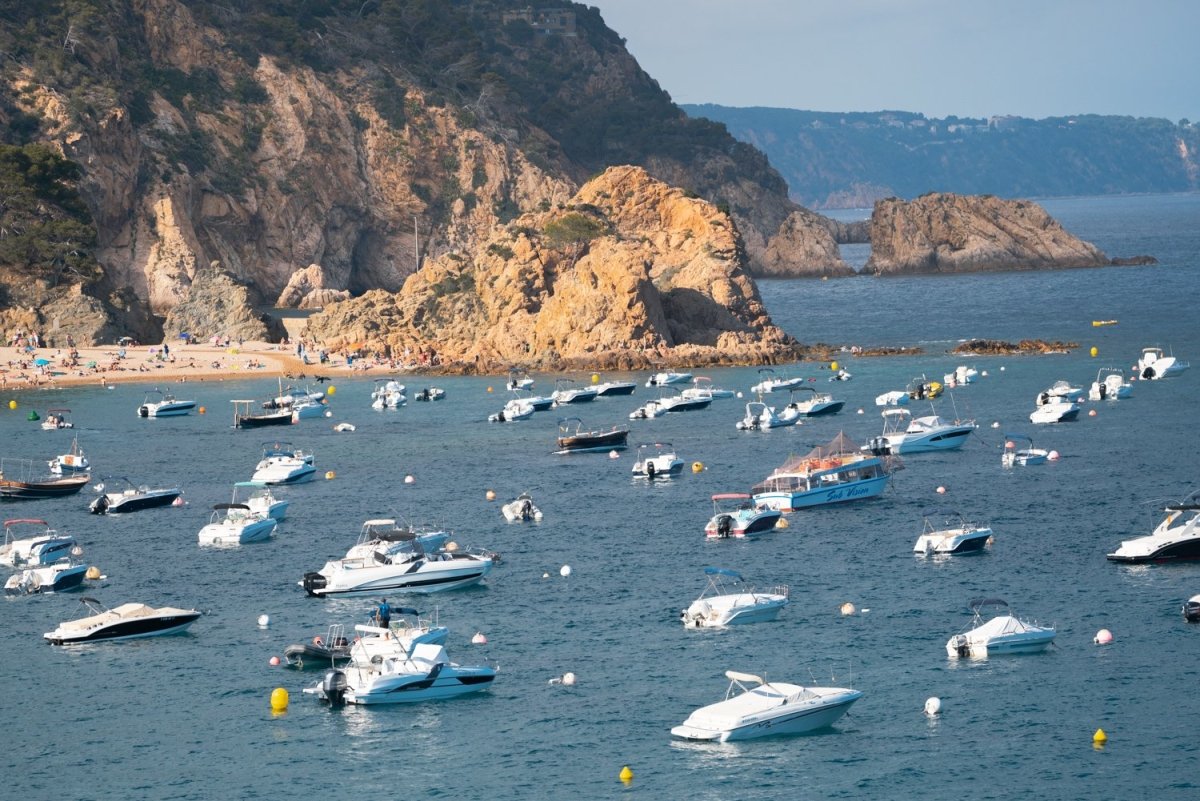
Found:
3,194 -> 1199,801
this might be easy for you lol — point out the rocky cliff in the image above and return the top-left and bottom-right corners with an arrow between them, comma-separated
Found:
866,193 -> 1110,275
301,166 -> 800,371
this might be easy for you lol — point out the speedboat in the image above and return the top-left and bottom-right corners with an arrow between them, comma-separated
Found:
555,417 -> 629,454
631,442 -> 684,478
250,442 -> 316,485
1088,367 -> 1133,401
914,510 -> 993,555
344,614 -> 450,666
1137,346 -> 1189,380
671,671 -> 862,742
750,367 -> 805,394
488,396 -> 535,422
1037,380 -> 1084,404
735,401 -> 793,430
594,380 -> 638,397
501,492 -> 543,522
506,369 -> 534,391
1029,397 -> 1080,424
308,641 -> 496,706
89,477 -> 182,514
1107,491 -> 1200,563
781,386 -> 844,418
48,437 -> 89,474
752,433 -> 894,512
43,597 -> 201,645
646,371 -> 693,387
946,598 -> 1056,657
371,379 -> 407,409
4,559 -> 88,595
551,378 -> 598,406
653,390 -> 711,414
863,407 -> 976,454
682,376 -> 735,400
942,365 -> 979,387
907,375 -> 943,400
300,542 -> 498,598
875,390 -> 909,407
230,399 -> 293,429
628,399 -> 665,420
1184,595 -> 1200,622
681,567 -> 788,628
40,408 -> 74,430
197,503 -> 278,546
137,390 -> 196,417
704,493 -> 782,538
232,481 -> 288,521
412,387 -> 445,402
1001,433 -> 1048,467
510,388 -> 554,412
0,518 -> 78,567
340,519 -> 451,562
284,623 -> 354,670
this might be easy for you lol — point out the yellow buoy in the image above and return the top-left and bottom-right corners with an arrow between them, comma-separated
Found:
591,373 -> 600,384
1093,728 -> 1107,744
326,386 -> 336,395
325,471 -> 336,480
7,400 -> 15,410
198,406 -> 206,414
691,461 -> 704,473
775,517 -> 789,528
1090,346 -> 1099,358
487,386 -> 493,393
619,765 -> 633,783
831,361 -> 839,371
270,687 -> 289,712
85,565 -> 101,580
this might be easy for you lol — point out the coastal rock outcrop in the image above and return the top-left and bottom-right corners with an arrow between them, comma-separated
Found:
953,339 -> 1079,355
276,265 -> 351,310
161,263 -> 286,343
866,193 -> 1109,275
302,166 -> 799,372
756,208 -> 855,277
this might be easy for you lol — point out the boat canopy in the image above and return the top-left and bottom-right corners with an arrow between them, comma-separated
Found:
725,670 -> 765,685
969,597 -> 1010,611
4,518 -> 49,526
1002,432 -> 1032,442
214,503 -> 250,511
778,432 -> 863,472
712,493 -> 751,501
704,567 -> 742,579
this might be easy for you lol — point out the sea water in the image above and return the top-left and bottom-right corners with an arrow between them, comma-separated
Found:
2,194 -> 1198,800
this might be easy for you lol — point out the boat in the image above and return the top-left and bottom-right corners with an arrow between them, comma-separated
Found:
670,670 -> 863,742
412,387 -> 445,402
341,519 -> 451,561
1107,491 -> 1200,563
371,379 -> 408,409
554,417 -> 629,454
506,369 -> 534,391
250,442 -> 316,485
1088,367 -> 1133,401
511,388 -> 554,412
1037,380 -> 1085,404
907,375 -> 943,400
735,401 -> 794,430
946,598 -> 1056,657
197,503 -> 278,546
942,365 -> 979,387
262,383 -> 327,419
653,389 -> 712,414
593,379 -> 637,397
1137,346 -> 1189,380
89,477 -> 182,514
1000,433 -> 1049,467
1092,319 -> 1118,327
828,368 -> 852,382
781,386 -> 844,418
750,367 -> 805,394
703,493 -> 782,538
343,614 -> 450,666
913,510 -> 993,555
752,433 -> 895,512
230,399 -> 293,429
628,399 -> 665,420
501,492 -> 543,522
1028,397 -> 1080,424
1184,595 -> 1200,622
682,376 -> 735,400
43,597 -> 201,645
137,390 -> 196,417
40,408 -> 74,430
308,640 -> 496,706
4,559 -> 88,595
681,567 -> 789,628
551,378 -> 598,406
874,390 -> 909,407
300,541 -> 498,598
0,518 -> 78,567
0,459 -> 90,500
631,442 -> 684,478
284,623 -> 354,670
863,407 -> 976,454
232,481 -> 288,521
488,396 -> 535,423
645,371 -> 693,387
48,437 -> 89,474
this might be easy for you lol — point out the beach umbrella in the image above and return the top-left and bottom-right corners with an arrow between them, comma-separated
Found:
34,358 -> 50,366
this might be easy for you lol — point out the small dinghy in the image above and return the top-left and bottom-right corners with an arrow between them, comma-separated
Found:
501,492 -> 543,522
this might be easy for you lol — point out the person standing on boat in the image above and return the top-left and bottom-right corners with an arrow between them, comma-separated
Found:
375,598 -> 391,630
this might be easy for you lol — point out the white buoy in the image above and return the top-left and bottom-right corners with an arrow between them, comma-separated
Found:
981,370 -> 988,377
840,602 -> 856,616
924,697 -> 942,716
269,655 -> 281,666
560,565 -> 572,578
70,545 -> 84,557
856,408 -> 864,414
608,450 -> 620,459
257,614 -> 270,628
991,421 -> 1000,428
472,631 -> 488,645
324,410 -> 333,417
404,475 -> 415,484
1094,628 -> 1114,645
1000,366 -> 1006,371
1048,450 -> 1060,461
561,671 -> 577,686
936,486 -> 947,494
485,489 -> 497,501
542,572 -> 550,579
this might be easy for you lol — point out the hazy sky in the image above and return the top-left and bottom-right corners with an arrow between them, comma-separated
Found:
585,0 -> 1199,122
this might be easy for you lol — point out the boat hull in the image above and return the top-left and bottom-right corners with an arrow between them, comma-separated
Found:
705,509 -> 782,538
1107,538 -> 1200,563
754,474 -> 889,512
5,562 -> 88,595
139,402 -> 196,417
198,518 -> 277,546
0,475 -> 90,500
44,612 -> 201,645
672,689 -> 862,742
235,412 -> 294,429
556,430 -> 629,453
302,557 -> 495,597
91,489 -> 182,514
344,667 -> 496,705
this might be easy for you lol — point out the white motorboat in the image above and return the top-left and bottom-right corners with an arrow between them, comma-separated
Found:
1137,346 -> 1189,380
735,401 -> 793,430
1001,434 -> 1049,467
137,390 -> 196,417
488,396 -> 535,422
1107,491 -> 1200,563
646,370 -> 693,387
704,493 -> 782,538
752,433 -> 895,512
501,492 -> 543,522
1088,367 -> 1133,401
309,640 -> 496,706
551,378 -> 598,406
682,376 -> 735,400
40,408 -> 74,430
1037,380 -> 1084,405
371,378 -> 407,409
629,399 -> 665,419
875,390 -> 909,407
343,616 -> 450,667
946,598 -> 1056,657
197,503 -> 278,546
1184,595 -> 1200,623
671,671 -> 863,742
342,519 -> 450,561
593,380 -> 637,397
509,388 -> 554,412
631,442 -> 684,478
263,384 -> 327,420
232,481 -> 288,521
250,442 -> 316,485
781,386 -> 844,418
301,541 -> 498,597
89,477 -> 182,514
4,559 -> 88,596
942,365 -> 979,387
0,518 -> 78,567
49,437 -> 89,475
750,367 -> 805,394
863,407 -> 976,454
653,390 -> 711,414
412,387 -> 445,402
506,369 -> 535,391
913,510 -> 993,556
681,567 -> 788,628
43,597 -> 201,645
1029,397 -> 1080,424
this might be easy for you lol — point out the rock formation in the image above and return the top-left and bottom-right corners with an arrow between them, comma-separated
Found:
953,339 -> 1079,355
757,208 -> 855,277
866,193 -> 1109,275
276,265 -> 350,310
302,167 -> 800,372
161,263 -> 286,343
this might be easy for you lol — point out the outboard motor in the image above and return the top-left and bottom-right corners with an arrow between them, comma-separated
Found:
717,515 -> 733,539
137,405 -> 149,418
867,437 -> 889,456
301,572 -> 327,596
320,669 -> 348,705
89,495 -> 109,515
645,461 -> 657,479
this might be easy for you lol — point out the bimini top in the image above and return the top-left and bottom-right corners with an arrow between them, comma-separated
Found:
703,567 -> 742,579
711,493 -> 751,501
776,432 -> 864,472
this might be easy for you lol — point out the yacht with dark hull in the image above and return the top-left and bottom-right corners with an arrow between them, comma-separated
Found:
1107,492 -> 1200,563
44,597 -> 201,645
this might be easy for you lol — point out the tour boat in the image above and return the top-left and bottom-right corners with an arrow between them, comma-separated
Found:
681,567 -> 789,628
752,433 -> 894,511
